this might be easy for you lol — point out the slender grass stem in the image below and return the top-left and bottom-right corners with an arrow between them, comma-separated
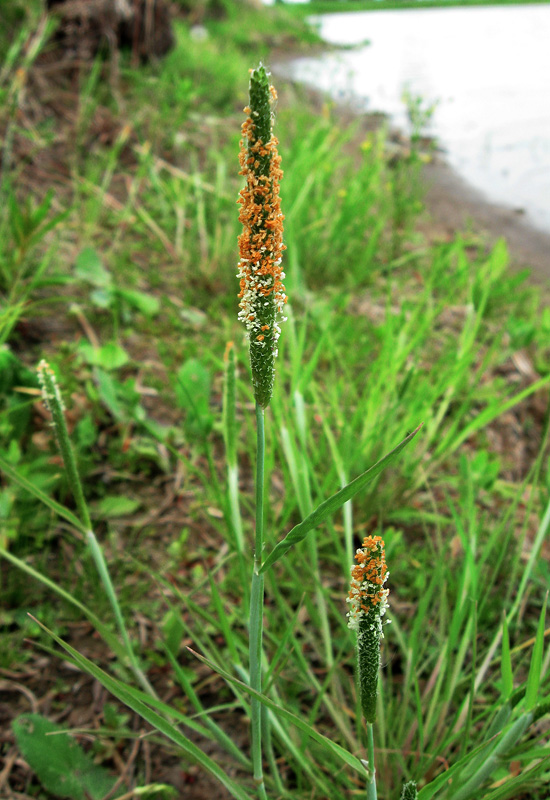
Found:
37,361 -> 155,699
86,529 -> 155,698
366,723 -> 377,800
249,403 -> 267,799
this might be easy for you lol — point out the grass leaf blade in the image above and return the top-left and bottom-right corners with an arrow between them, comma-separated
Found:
0,547 -> 124,658
31,619 -> 254,800
480,752 -> 550,800
501,614 -> 513,700
525,592 -> 548,710
0,453 -> 86,533
260,425 -> 422,572
187,648 -> 366,776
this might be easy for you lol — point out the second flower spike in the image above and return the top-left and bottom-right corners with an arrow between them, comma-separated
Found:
237,64 -> 286,409
347,535 -> 390,724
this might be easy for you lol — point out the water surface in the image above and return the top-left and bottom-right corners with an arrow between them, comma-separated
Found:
280,5 -> 550,233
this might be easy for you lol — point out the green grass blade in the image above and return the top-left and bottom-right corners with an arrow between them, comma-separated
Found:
85,530 -> 155,698
33,635 -> 222,745
0,453 -> 86,533
480,752 -> 550,800
221,343 -> 245,562
448,712 -> 534,800
260,425 -> 422,572
485,703 -> 513,741
510,498 -> 550,619
416,733 -> 499,800
187,648 -> 367,776
525,593 -> 548,710
435,374 -> 550,462
501,614 -> 514,700
31,619 -> 254,800
164,645 -> 250,767
223,342 -> 237,469
0,546 -> 124,658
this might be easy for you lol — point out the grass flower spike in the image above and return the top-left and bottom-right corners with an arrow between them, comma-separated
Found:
400,781 -> 418,799
237,63 -> 286,408
37,359 -> 91,531
37,359 -> 65,415
347,535 -> 390,724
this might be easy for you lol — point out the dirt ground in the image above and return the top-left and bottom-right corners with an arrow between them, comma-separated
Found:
422,158 -> 550,284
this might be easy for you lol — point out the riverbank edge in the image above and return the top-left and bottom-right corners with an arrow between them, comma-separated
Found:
422,159 -> 550,284
269,39 -> 550,286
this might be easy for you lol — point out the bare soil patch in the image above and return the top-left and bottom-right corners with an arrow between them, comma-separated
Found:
423,158 -> 550,285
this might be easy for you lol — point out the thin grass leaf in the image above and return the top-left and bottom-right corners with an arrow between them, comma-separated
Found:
484,703 -> 513,743
222,344 -> 245,563
260,425 -> 421,572
501,614 -> 514,700
525,593 -> 548,710
164,646 -> 250,768
187,648 -> 366,776
0,547 -> 125,659
508,746 -> 550,761
480,752 -> 550,800
460,603 -> 477,760
223,342 -> 237,468
436,374 -> 550,461
264,593 -> 305,689
416,733 -> 500,800
32,634 -> 243,750
31,619 -> 254,800
85,529 -> 154,697
510,498 -> 550,620
0,453 -> 86,533
448,712 -> 534,800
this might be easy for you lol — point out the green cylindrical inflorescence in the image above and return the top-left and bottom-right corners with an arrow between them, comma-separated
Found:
347,535 -> 390,725
37,359 -> 92,532
358,608 -> 383,723
237,64 -> 286,409
400,781 -> 418,800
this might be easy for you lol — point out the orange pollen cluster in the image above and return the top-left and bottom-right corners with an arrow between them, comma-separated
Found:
236,109 -> 287,347
346,535 -> 390,631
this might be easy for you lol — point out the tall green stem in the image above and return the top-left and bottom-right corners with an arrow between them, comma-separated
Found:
366,723 -> 378,800
249,403 -> 267,799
